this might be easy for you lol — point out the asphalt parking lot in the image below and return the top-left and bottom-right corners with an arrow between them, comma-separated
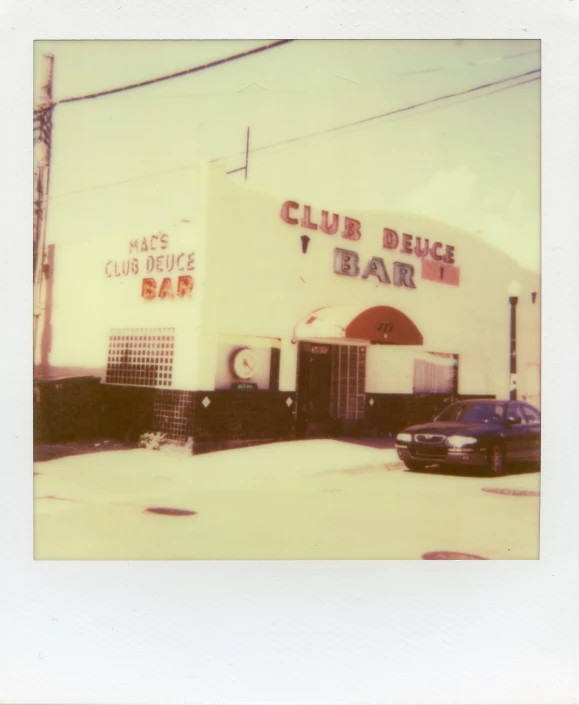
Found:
33,439 -> 541,560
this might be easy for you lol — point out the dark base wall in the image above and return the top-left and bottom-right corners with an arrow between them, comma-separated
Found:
187,390 -> 298,454
35,377 -> 103,443
34,379 -> 493,452
35,378 -> 156,444
34,380 -> 297,450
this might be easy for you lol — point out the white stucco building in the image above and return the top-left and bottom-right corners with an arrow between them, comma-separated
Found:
35,164 -> 540,450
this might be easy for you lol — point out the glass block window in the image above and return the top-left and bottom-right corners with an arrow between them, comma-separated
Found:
330,345 -> 366,420
413,352 -> 458,394
106,327 -> 175,388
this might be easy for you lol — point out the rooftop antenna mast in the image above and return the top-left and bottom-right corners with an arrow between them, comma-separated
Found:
226,127 -> 250,181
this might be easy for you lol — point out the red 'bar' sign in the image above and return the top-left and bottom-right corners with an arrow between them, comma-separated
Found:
141,275 -> 194,299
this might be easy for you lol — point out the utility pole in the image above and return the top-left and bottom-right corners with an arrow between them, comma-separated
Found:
33,53 -> 54,365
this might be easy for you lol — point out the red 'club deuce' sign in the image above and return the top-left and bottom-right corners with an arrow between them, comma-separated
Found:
280,200 -> 460,287
104,233 -> 195,299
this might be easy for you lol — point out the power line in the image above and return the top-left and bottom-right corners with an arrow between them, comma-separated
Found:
300,76 -> 542,145
46,48 -> 538,105
245,67 -> 541,157
39,40 -> 294,108
39,71 -> 540,203
398,48 -> 540,76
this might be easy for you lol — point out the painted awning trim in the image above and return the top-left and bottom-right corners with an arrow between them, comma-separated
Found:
294,305 -> 423,345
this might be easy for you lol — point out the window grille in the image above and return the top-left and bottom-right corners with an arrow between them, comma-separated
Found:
413,352 -> 458,394
330,345 -> 366,420
106,327 -> 175,388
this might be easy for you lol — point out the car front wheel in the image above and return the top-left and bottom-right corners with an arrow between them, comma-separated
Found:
488,444 -> 506,476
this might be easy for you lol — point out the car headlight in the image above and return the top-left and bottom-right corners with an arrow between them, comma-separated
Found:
396,432 -> 412,443
447,435 -> 478,448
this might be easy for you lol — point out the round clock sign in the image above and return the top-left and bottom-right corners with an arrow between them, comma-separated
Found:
231,347 -> 257,380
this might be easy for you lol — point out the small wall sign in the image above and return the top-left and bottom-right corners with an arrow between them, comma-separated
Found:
231,382 -> 258,391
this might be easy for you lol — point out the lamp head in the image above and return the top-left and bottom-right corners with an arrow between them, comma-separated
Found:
507,280 -> 522,297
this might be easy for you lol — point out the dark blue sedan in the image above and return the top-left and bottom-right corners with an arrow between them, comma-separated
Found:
395,399 -> 541,476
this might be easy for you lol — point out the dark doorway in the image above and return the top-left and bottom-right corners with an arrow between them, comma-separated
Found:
296,343 -> 334,437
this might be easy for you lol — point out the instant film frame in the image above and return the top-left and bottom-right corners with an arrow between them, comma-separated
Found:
2,0 -> 579,703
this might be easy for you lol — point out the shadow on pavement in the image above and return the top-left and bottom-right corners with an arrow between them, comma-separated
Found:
408,461 -> 540,479
34,439 -> 138,463
339,436 -> 396,450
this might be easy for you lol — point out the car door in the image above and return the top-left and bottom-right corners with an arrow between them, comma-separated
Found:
504,402 -> 530,461
521,403 -> 541,462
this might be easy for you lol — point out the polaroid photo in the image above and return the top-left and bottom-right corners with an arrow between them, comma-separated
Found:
2,1 -> 578,703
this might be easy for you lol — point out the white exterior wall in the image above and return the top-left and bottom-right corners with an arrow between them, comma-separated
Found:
365,346 -> 415,394
39,162 -> 540,404
38,168 -> 209,391
201,166 -> 540,400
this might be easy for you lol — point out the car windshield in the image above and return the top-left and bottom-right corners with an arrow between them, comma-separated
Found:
436,403 -> 506,424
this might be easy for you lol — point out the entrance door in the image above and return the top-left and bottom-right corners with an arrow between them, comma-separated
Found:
296,343 -> 333,437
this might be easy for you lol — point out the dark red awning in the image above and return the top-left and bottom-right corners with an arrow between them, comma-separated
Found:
294,305 -> 423,345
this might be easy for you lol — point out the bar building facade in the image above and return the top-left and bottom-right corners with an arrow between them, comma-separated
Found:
35,165 -> 541,450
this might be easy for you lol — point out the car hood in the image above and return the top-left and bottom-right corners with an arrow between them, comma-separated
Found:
402,421 -> 500,436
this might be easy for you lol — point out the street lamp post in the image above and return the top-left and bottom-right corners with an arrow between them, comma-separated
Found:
507,280 -> 522,400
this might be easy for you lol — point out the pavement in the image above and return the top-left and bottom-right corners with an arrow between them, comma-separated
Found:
33,439 -> 541,560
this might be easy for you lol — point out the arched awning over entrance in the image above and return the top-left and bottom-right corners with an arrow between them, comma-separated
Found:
294,305 -> 423,345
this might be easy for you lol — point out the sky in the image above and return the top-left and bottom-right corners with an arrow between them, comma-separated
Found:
34,39 -> 541,270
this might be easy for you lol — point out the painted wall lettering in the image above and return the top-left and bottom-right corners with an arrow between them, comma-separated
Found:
141,275 -> 194,299
335,248 -> 416,289
106,248 -> 194,279
158,278 -> 174,299
342,217 -> 362,241
444,245 -> 455,264
300,205 -> 318,230
141,278 -> 157,299
279,199 -> 460,286
393,262 -> 416,288
320,211 -> 339,235
334,248 -> 360,277
281,201 -> 363,240
383,228 -> 399,250
414,236 -> 430,257
361,257 -> 391,283
430,241 -> 445,261
401,233 -> 413,254
105,258 -> 139,277
280,200 -> 299,225
177,275 -> 194,297
145,252 -> 195,274
380,227 -> 457,268
129,233 -> 169,255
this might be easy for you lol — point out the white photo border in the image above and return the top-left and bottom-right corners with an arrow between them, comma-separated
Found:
2,1 -> 578,703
